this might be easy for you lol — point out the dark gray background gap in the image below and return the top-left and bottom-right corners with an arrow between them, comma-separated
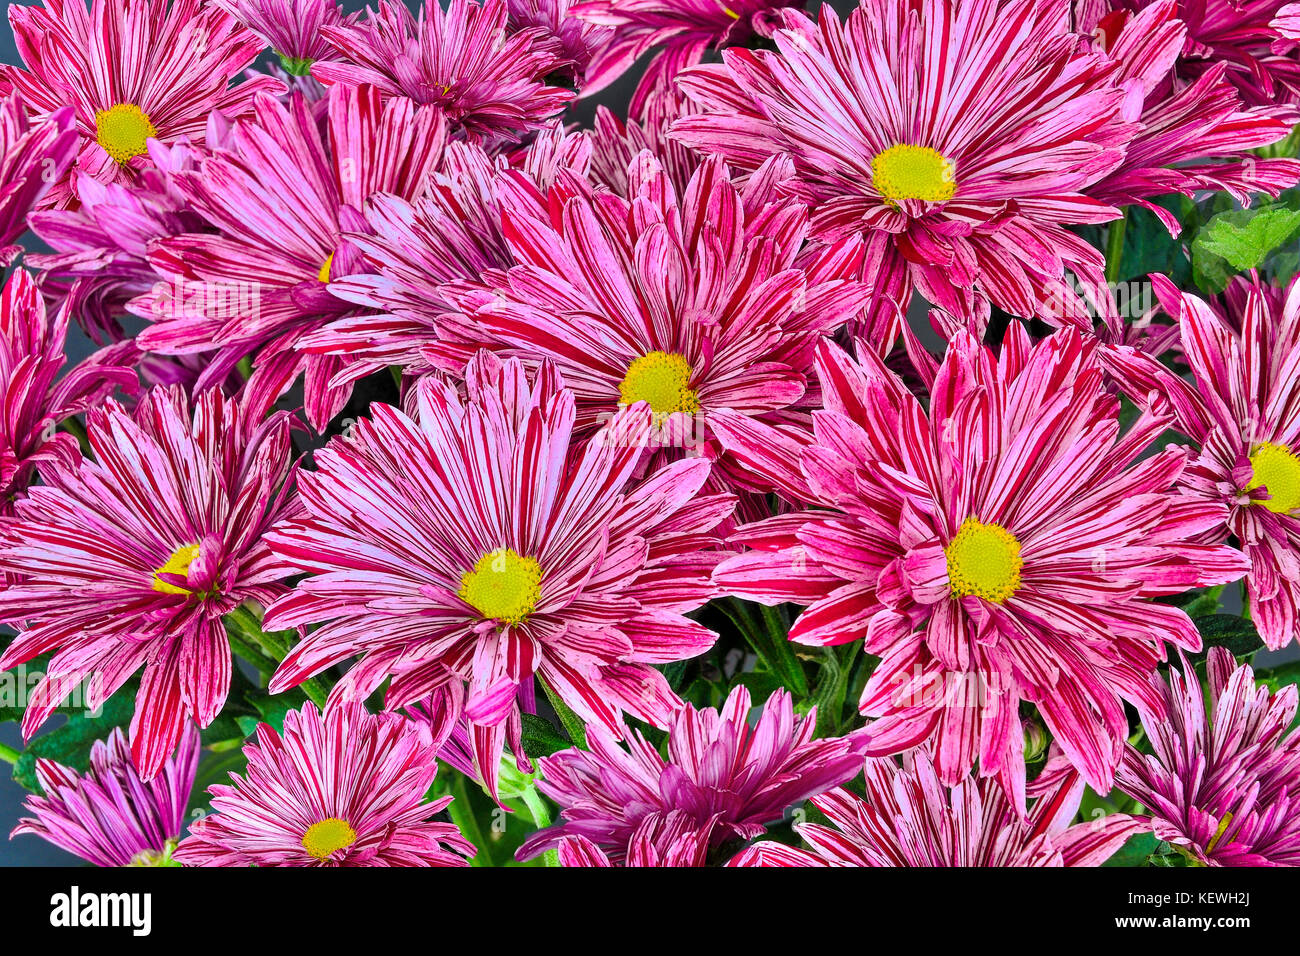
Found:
0,0 -> 1288,866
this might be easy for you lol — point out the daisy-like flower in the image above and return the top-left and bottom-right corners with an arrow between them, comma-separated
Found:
730,751 -> 1141,867
134,85 -> 445,430
569,0 -> 804,112
505,0 -> 619,90
553,810 -> 715,866
0,387 -> 298,779
311,0 -> 573,148
2,0 -> 280,195
673,0 -> 1132,328
0,94 -> 77,265
12,727 -> 199,866
0,269 -> 136,514
456,152 -> 872,489
27,138 -> 206,344
711,329 -> 1249,800
1079,0 -> 1300,230
1106,0 -> 1300,105
174,702 -> 474,866
213,0 -> 357,75
261,352 -> 735,798
1117,649 -> 1300,866
590,88 -> 703,199
1113,276 -> 1300,651
517,685 -> 866,864
298,124 -> 591,387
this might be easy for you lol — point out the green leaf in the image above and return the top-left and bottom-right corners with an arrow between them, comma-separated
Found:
1193,613 -> 1263,659
11,692 -> 136,792
519,713 -> 571,759
715,599 -> 810,696
1192,204 -> 1300,292
1102,831 -> 1162,868
540,680 -> 587,750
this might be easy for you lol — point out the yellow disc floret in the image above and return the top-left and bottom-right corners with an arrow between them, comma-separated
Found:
1247,442 -> 1300,514
458,547 -> 542,625
618,351 -> 700,416
945,518 -> 1023,604
872,144 -> 957,204
152,543 -> 200,595
95,103 -> 158,165
301,818 -> 357,861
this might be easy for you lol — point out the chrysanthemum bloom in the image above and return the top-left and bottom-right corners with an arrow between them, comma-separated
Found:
730,750 -> 1141,866
712,329 -> 1249,800
673,0 -> 1133,328
1117,649 -> 1300,865
0,387 -> 298,778
1112,276 -> 1300,650
517,685 -> 866,864
505,0 -> 619,90
134,85 -> 445,430
0,94 -> 77,265
299,124 -> 591,386
27,138 -> 206,344
311,0 -> 572,148
458,152 -> 873,490
590,88 -> 703,198
570,0 -> 803,112
0,269 -> 136,514
2,0 -> 280,195
174,702 -> 474,866
1078,0 -> 1300,229
1104,0 -> 1300,105
213,0 -> 357,75
554,810 -> 714,866
262,353 -> 735,798
12,727 -> 199,866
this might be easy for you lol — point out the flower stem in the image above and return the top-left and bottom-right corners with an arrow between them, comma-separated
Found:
0,741 -> 20,765
449,772 -> 494,868
1105,213 -> 1127,286
225,603 -> 330,709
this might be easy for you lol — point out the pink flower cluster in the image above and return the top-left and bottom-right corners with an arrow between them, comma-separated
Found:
0,0 -> 1297,869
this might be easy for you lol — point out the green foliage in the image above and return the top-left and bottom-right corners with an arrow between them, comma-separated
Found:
1192,198 -> 1300,292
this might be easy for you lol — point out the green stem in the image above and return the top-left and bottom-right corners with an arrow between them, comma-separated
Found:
449,773 -> 494,868
59,416 -> 92,458
236,356 -> 254,382
1105,213 -> 1127,286
0,741 -> 19,765
225,604 -> 330,708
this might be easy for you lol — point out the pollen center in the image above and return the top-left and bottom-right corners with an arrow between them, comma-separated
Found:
618,351 -> 700,416
95,103 -> 158,165
1247,442 -> 1300,514
945,518 -> 1022,604
458,547 -> 542,625
301,817 -> 357,860
871,144 -> 957,203
152,543 -> 200,595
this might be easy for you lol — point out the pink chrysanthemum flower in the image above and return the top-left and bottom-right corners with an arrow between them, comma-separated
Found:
517,685 -> 865,864
1113,277 -> 1300,650
0,94 -> 77,265
13,726 -> 199,866
299,124 -> 591,387
1078,1 -> 1300,229
590,87 -> 703,198
673,0 -> 1133,328
213,0 -> 357,74
570,0 -> 803,112
0,269 -> 136,514
261,353 -> 735,798
554,810 -> 714,866
0,387 -> 298,779
1104,0 -> 1300,105
1117,649 -> 1300,866
134,85 -> 445,430
2,0 -> 280,195
456,152 -> 872,489
730,751 -> 1140,867
505,0 -> 619,90
311,0 -> 573,147
711,328 -> 1249,800
174,702 -> 474,866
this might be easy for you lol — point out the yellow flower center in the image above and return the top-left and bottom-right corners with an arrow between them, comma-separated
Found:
95,103 -> 158,165
301,818 -> 357,861
152,543 -> 200,595
945,518 -> 1022,604
318,253 -> 334,283
458,548 -> 542,625
1247,442 -> 1300,514
618,351 -> 700,416
871,144 -> 957,204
